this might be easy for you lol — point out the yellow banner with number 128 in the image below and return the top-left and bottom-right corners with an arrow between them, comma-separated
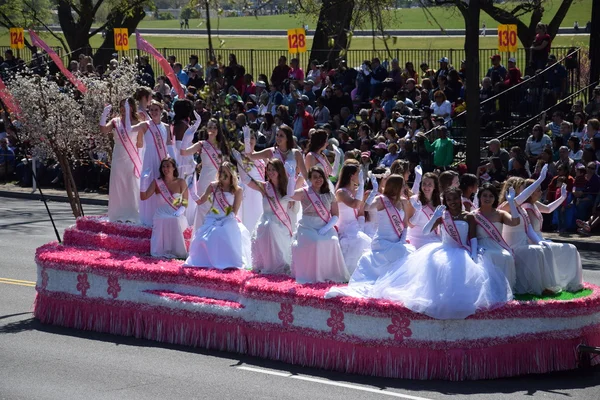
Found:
287,28 -> 307,53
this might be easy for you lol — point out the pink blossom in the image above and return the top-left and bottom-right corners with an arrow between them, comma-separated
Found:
387,316 -> 412,341
327,309 -> 345,335
76,273 -> 90,297
278,303 -> 294,327
107,275 -> 121,299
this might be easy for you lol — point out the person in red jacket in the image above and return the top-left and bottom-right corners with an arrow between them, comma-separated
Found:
292,99 -> 315,140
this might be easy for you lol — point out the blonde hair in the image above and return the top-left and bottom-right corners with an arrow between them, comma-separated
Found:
218,161 -> 239,193
499,176 -> 525,202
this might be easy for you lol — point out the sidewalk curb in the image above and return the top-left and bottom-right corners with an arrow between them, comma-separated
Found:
542,237 -> 598,253
0,190 -> 108,206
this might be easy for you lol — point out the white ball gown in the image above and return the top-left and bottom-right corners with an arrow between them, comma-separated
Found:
172,129 -> 197,227
251,183 -> 292,274
325,207 -> 415,298
184,187 -> 252,269
108,117 -> 141,223
291,191 -> 349,283
526,204 -> 583,291
192,141 -> 221,231
239,160 -> 265,232
474,217 -> 517,290
502,207 -> 549,295
140,122 -> 169,226
336,188 -> 372,274
273,148 -> 301,232
406,197 -> 442,249
150,192 -> 189,259
370,218 -> 512,320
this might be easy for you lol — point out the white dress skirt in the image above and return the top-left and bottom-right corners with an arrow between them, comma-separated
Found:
502,213 -> 549,295
251,192 -> 292,274
476,222 -> 517,290
108,117 -> 140,223
291,192 -> 349,283
369,220 -> 513,320
172,133 -> 198,227
239,162 -> 265,233
273,148 -> 301,233
406,200 -> 442,249
336,192 -> 372,275
530,210 -> 584,291
150,193 -> 189,259
325,208 -> 414,298
193,142 -> 220,231
140,123 -> 169,226
184,191 -> 252,269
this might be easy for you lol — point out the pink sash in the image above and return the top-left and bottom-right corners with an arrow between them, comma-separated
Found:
273,148 -> 285,163
147,120 -> 167,161
304,187 -> 331,223
113,118 -> 142,178
212,184 -> 240,221
203,140 -> 221,169
462,196 -> 474,210
421,204 -> 439,235
155,178 -> 178,211
266,182 -> 293,236
442,211 -> 470,251
521,203 -> 543,226
339,188 -> 358,219
310,151 -> 332,176
255,159 -> 266,179
381,195 -> 404,239
473,212 -> 513,256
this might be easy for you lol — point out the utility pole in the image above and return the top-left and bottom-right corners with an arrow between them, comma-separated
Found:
590,0 -> 600,98
205,0 -> 215,63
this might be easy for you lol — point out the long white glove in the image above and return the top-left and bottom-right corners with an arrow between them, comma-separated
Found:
124,100 -> 132,132
365,174 -> 379,206
243,125 -> 252,154
525,222 -> 546,245
99,104 -> 111,126
400,224 -> 408,242
356,169 -> 365,200
173,206 -> 186,217
515,164 -> 548,204
330,144 -> 342,178
232,149 -> 243,165
473,189 -> 479,209
182,111 -> 201,149
285,162 -> 297,197
411,165 -> 422,194
358,216 -> 365,230
544,183 -> 567,213
470,238 -> 479,261
140,172 -> 152,192
409,196 -> 423,225
506,187 -> 520,219
318,215 -> 339,235
422,205 -> 445,235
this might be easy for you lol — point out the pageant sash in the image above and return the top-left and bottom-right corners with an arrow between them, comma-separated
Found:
381,195 -> 405,239
421,203 -> 439,235
266,182 -> 293,236
304,187 -> 331,223
203,140 -> 221,169
273,148 -> 285,163
310,151 -> 332,176
213,184 -> 231,214
147,120 -> 168,161
442,211 -> 470,251
462,196 -> 475,210
155,178 -> 178,211
521,203 -> 543,226
473,212 -> 513,256
255,159 -> 266,179
113,118 -> 142,178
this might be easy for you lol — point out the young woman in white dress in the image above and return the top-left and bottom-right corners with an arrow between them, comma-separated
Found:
460,173 -> 479,212
289,166 -> 349,283
521,178 -> 583,292
247,124 -> 308,230
304,129 -> 341,191
473,183 -> 520,289
184,162 -> 252,269
140,157 -> 189,258
326,174 -> 415,298
134,86 -> 152,121
181,117 -> 230,231
237,127 -> 266,232
334,163 -> 372,274
406,171 -> 442,249
370,187 -> 512,320
99,97 -> 142,223
238,158 -> 296,274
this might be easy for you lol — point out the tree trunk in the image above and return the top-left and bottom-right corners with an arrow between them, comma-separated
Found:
56,0 -> 95,59
459,1 -> 481,174
309,0 -> 354,67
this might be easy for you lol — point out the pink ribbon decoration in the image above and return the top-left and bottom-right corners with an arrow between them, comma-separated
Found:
29,30 -> 87,94
135,30 -> 185,99
0,75 -> 21,116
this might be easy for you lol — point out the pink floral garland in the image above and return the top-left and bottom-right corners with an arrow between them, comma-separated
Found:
144,289 -> 245,309
75,216 -> 192,240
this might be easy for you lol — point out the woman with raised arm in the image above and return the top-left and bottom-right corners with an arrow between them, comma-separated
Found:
288,165 -> 349,283
181,117 -> 230,230
184,162 -> 252,269
134,86 -> 152,121
521,179 -> 583,292
304,129 -> 341,190
140,158 -> 189,258
371,187 -> 512,320
405,171 -> 442,249
473,183 -> 520,289
235,127 -> 266,232
238,157 -> 296,274
326,174 -> 415,298
99,97 -> 142,223
334,163 -> 372,274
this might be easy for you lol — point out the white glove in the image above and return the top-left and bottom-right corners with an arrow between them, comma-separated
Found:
173,206 -> 186,217
182,112 -> 201,149
422,205 -> 445,235
560,183 -> 567,199
232,149 -> 243,164
124,100 -> 132,132
539,163 -> 548,181
318,215 -> 339,235
331,144 -> 342,178
470,237 -> 478,261
285,163 -> 297,196
473,190 -> 479,209
506,187 -> 520,219
408,197 -> 422,225
356,169 -> 365,200
411,165 -> 422,194
140,172 -> 152,192
545,183 -> 568,213
358,216 -> 365,230
100,104 -> 111,126
365,174 -> 379,205
515,163 -> 548,204
243,125 -> 252,153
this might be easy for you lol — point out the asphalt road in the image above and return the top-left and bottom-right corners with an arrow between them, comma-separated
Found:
1,197 -> 599,400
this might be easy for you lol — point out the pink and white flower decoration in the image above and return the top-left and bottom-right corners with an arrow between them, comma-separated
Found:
76,273 -> 90,297
107,275 -> 121,299
387,316 -> 412,341
40,268 -> 49,290
326,309 -> 345,335
278,303 -> 294,327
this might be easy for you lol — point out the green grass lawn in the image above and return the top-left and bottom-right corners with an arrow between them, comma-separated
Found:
134,1 -> 593,31
513,288 -> 592,302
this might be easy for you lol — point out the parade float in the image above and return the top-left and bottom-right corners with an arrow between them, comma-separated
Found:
33,216 -> 600,381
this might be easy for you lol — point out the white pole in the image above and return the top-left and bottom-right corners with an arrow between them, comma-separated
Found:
32,157 -> 36,191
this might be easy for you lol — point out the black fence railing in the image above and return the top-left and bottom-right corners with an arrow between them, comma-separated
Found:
0,45 -> 63,63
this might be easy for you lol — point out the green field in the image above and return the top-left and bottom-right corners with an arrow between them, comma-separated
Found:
135,0 -> 593,31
